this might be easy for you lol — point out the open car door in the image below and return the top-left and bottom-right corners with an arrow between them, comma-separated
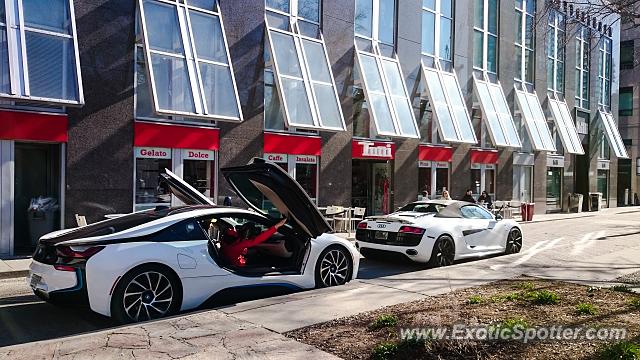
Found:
221,158 -> 332,238
160,169 -> 215,206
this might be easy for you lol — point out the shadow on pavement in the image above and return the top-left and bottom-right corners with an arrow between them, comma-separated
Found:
0,300 -> 114,347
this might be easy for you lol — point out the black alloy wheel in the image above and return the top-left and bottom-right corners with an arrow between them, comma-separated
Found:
428,235 -> 456,267
505,228 -> 523,254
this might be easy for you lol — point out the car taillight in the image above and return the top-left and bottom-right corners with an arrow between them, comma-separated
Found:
399,226 -> 425,235
56,245 -> 105,259
357,221 -> 368,229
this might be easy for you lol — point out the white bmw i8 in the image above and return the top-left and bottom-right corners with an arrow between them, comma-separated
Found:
28,159 -> 359,323
355,200 -> 522,267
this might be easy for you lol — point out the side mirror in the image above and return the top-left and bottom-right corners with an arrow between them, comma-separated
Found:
495,214 -> 503,221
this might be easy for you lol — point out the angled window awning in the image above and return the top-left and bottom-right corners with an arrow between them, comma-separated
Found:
0,0 -> 84,105
514,89 -> 556,152
548,97 -> 584,154
473,78 -> 521,148
598,110 -> 629,158
137,0 -> 242,121
355,47 -> 419,138
421,65 -> 476,144
265,19 -> 345,131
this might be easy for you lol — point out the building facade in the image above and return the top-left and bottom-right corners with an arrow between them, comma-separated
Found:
619,14 -> 640,206
0,0 -> 630,256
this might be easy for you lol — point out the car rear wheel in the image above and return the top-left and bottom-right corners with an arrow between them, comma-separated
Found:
505,228 -> 523,254
111,264 -> 182,324
315,246 -> 352,288
427,235 -> 455,267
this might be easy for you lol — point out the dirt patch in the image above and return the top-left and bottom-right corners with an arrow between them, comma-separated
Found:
286,277 -> 640,359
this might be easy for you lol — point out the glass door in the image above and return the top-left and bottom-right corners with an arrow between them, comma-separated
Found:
372,162 -> 391,215
546,167 -> 563,210
513,165 -> 533,202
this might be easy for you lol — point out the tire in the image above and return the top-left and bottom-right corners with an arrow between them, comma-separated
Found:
505,228 -> 523,254
315,246 -> 353,288
427,235 -> 456,268
111,264 -> 182,324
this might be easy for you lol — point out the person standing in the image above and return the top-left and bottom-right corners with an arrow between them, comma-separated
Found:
461,189 -> 477,203
442,190 -> 452,200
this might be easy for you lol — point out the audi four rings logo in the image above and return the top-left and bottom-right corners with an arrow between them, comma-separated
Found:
377,224 -> 386,228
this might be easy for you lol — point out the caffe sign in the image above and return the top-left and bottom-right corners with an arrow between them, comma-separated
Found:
135,147 -> 171,159
264,153 -> 288,163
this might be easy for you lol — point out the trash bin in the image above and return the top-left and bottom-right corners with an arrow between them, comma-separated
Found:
588,192 -> 602,212
27,196 -> 59,247
520,202 -> 534,221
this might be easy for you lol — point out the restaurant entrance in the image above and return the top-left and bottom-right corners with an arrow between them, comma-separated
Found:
352,159 -> 391,216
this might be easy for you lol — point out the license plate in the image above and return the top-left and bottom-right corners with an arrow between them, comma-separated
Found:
375,231 -> 388,240
30,274 -> 42,288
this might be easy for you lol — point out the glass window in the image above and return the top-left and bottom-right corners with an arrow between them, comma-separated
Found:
295,162 -> 317,201
598,36 -> 612,110
620,40 -> 634,70
378,0 -> 395,45
547,10 -> 565,94
546,167 -> 562,210
575,26 -> 590,109
265,1 -> 346,131
0,0 -> 83,104
354,0 -> 373,38
515,0 -> 535,83
138,0 -> 241,120
422,0 -> 453,66
619,87 -> 633,117
597,170 -> 608,207
355,0 -> 395,46
184,159 -> 215,200
473,0 -> 498,73
135,155 -> 172,211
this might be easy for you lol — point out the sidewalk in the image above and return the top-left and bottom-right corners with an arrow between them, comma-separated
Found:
0,258 -> 30,279
0,307 -> 339,359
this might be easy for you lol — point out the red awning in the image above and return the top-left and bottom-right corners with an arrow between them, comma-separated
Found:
470,149 -> 499,164
352,140 -> 395,160
418,145 -> 453,162
264,132 -> 321,156
134,122 -> 219,150
0,110 -> 68,142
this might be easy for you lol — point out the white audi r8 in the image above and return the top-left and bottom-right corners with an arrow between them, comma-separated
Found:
355,200 -> 522,266
28,159 -> 359,323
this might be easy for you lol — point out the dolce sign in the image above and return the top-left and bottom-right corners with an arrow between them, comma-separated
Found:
135,147 -> 171,159
183,149 -> 214,161
353,141 -> 395,159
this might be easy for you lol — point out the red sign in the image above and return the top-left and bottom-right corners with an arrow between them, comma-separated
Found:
263,132 -> 321,155
352,140 -> 395,160
470,149 -> 499,164
0,110 -> 68,142
134,122 -> 219,150
418,145 -> 453,162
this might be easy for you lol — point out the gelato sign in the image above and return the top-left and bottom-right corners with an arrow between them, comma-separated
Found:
135,147 -> 171,159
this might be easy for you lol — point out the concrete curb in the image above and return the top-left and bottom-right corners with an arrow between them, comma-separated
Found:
0,270 -> 29,280
517,214 -> 595,224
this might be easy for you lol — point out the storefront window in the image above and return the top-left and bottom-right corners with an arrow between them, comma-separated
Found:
418,166 -> 432,194
435,167 -> 449,197
352,159 -> 391,215
263,153 -> 318,201
546,167 -> 562,210
418,163 -> 449,199
471,164 -> 495,198
296,162 -> 318,202
135,149 -> 172,211
183,159 -> 215,199
471,168 -> 481,194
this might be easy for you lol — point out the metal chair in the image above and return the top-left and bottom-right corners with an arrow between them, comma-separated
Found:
323,206 -> 344,230
349,207 -> 366,234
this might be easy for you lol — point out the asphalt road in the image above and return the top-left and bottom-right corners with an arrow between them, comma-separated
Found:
1,208 -> 639,347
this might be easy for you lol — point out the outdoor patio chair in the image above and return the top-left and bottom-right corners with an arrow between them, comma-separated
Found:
75,214 -> 87,227
324,206 -> 345,231
349,207 -> 366,234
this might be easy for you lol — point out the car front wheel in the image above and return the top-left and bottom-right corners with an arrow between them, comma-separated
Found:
505,228 -> 523,254
111,264 -> 182,324
427,235 -> 456,267
315,246 -> 352,288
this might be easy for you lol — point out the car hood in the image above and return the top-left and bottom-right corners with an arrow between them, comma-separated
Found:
160,169 -> 215,206
221,158 -> 331,238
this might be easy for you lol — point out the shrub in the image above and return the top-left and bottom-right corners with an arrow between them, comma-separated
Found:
598,341 -> 640,360
628,297 -> 640,310
370,314 -> 399,330
467,295 -> 484,304
500,317 -> 529,331
516,282 -> 535,291
371,342 -> 397,360
611,285 -> 633,293
575,302 -> 598,315
525,290 -> 559,305
490,292 -> 521,303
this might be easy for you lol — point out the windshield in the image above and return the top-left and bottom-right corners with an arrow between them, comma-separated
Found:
397,202 -> 446,214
